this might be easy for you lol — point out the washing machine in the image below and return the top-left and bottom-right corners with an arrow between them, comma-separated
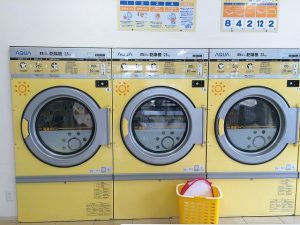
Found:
112,48 -> 208,219
207,48 -> 300,217
10,47 -> 113,222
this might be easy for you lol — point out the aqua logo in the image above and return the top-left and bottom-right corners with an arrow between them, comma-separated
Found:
117,52 -> 133,57
16,50 -> 32,56
215,52 -> 230,57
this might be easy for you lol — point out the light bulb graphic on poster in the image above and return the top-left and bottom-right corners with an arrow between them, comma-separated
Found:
118,0 -> 196,32
221,0 -> 279,32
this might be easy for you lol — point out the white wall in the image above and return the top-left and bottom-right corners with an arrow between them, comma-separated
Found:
1,0 -> 300,218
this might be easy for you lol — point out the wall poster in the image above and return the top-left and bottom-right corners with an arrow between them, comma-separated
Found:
118,0 -> 196,32
221,0 -> 279,32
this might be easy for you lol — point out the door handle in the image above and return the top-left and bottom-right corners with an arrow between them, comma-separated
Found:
98,108 -> 110,145
218,118 -> 225,136
21,118 -> 29,139
296,107 -> 300,143
192,108 -> 205,144
122,118 -> 129,137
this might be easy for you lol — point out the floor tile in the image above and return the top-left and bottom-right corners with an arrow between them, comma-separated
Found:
243,216 -> 283,224
93,220 -> 113,225
132,219 -> 170,224
112,220 -> 133,225
279,216 -> 300,224
219,217 -> 246,224
0,217 -> 17,225
0,222 -> 17,225
169,217 -> 179,224
18,223 -> 55,225
94,220 -> 133,225
55,222 -> 94,225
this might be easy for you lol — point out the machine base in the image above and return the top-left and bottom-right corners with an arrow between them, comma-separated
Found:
17,181 -> 113,222
211,178 -> 296,217
114,179 -> 186,219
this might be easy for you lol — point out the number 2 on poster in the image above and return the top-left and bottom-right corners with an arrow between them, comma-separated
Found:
245,19 -> 254,30
266,19 -> 277,30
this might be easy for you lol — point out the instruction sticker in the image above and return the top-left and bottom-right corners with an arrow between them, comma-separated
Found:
118,0 -> 196,32
94,182 -> 111,200
86,202 -> 111,216
269,179 -> 295,213
221,0 -> 279,32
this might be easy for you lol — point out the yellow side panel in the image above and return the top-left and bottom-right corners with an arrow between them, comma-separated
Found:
17,181 -> 113,222
211,179 -> 296,217
295,179 -> 300,215
114,180 -> 184,219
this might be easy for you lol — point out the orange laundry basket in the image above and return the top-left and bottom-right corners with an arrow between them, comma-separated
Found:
176,183 -> 222,224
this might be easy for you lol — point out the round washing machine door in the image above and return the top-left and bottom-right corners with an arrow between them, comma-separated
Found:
215,87 -> 298,165
22,87 -> 109,167
121,87 -> 205,165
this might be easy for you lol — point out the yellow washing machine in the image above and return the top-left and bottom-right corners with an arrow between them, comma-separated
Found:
10,47 -> 113,222
207,49 -> 300,217
112,48 -> 208,219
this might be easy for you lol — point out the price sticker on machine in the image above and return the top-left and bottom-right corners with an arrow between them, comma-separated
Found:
221,0 -> 279,32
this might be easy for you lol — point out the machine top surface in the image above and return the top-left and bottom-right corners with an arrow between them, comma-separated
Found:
112,48 -> 209,60
209,49 -> 300,79
210,48 -> 300,61
10,47 -> 111,79
112,48 -> 208,79
10,46 -> 111,60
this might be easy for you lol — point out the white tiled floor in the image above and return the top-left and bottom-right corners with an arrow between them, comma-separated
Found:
94,220 -> 133,225
242,217 -> 283,224
2,216 -> 300,224
133,219 -> 171,224
219,217 -> 246,224
279,216 -> 300,224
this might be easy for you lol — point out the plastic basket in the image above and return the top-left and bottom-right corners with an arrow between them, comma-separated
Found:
176,183 -> 222,224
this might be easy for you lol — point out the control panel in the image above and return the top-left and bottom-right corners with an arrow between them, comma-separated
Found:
112,48 -> 209,78
209,49 -> 300,79
10,47 -> 111,79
